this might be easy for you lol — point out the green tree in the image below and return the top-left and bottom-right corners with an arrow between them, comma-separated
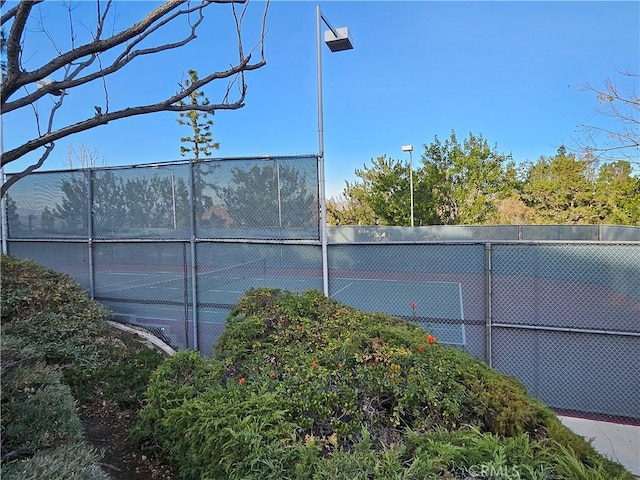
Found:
335,155 -> 439,226
176,70 -> 219,227
491,162 -> 533,224
521,146 -> 597,224
327,190 -> 377,226
177,70 -> 220,160
423,131 -> 513,225
351,155 -> 411,226
592,160 -> 640,225
333,132 -> 512,226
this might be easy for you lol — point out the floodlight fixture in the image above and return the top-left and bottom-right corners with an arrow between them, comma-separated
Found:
324,26 -> 354,52
402,144 -> 413,152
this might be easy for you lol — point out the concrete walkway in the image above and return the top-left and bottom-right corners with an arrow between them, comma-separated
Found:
106,320 -> 176,356
559,415 -> 640,477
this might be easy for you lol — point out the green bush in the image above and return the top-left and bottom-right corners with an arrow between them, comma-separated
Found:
1,443 -> 109,480
135,288 -> 633,479
0,256 -> 117,478
216,289 -> 550,442
1,256 -> 109,366
1,362 -> 84,457
131,350 -> 221,448
65,331 -> 166,408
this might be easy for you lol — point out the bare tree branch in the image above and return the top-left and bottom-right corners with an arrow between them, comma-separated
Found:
2,1 -> 198,108
5,0 -> 41,81
1,0 -> 268,195
0,3 -> 20,26
2,57 -> 262,168
2,143 -> 56,194
575,69 -> 640,163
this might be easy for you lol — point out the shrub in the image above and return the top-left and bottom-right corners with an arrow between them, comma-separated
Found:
1,362 -> 84,457
1,443 -> 109,480
1,256 -> 109,366
135,288 -> 633,479
131,350 -> 221,449
216,289 -> 551,442
0,256 -> 117,478
65,330 -> 166,408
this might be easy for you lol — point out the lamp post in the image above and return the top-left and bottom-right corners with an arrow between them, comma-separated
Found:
1,64 -> 6,254
317,5 -> 353,297
402,144 -> 414,227
0,142 -> 6,255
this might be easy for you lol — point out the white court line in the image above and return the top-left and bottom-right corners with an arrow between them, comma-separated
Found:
99,274 -> 181,293
330,277 -> 461,286
106,272 -> 150,276
331,282 -> 354,296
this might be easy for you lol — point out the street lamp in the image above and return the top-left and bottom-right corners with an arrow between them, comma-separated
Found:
402,144 -> 414,227
317,5 -> 353,296
1,65 -> 6,254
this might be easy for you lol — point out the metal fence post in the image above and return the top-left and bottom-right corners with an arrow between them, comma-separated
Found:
1,168 -> 7,255
189,159 -> 199,351
485,242 -> 493,367
87,169 -> 95,299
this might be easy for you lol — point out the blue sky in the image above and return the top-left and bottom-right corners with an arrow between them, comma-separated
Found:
3,1 -> 639,198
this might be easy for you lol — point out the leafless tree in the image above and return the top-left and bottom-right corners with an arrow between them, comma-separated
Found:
576,69 -> 639,165
0,0 -> 269,195
66,144 -> 105,169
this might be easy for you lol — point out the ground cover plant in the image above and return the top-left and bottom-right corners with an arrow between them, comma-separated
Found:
1,256 -> 171,479
133,288 -> 633,480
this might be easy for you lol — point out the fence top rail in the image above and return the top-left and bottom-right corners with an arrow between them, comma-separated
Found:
4,154 -> 320,176
327,225 -> 640,243
330,239 -> 640,246
6,238 -> 640,247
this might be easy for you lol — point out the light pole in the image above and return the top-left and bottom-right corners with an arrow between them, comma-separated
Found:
1,62 -> 7,254
402,144 -> 414,227
317,5 -> 353,296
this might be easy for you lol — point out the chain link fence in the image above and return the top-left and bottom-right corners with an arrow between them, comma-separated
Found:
2,157 -> 639,419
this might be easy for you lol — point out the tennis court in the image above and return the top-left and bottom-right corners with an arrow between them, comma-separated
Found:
95,258 -> 467,348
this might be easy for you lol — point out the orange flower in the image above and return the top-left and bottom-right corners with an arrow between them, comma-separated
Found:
417,345 -> 425,353
296,325 -> 302,331
338,363 -> 344,369
311,361 -> 318,369
427,335 -> 436,344
238,377 -> 246,384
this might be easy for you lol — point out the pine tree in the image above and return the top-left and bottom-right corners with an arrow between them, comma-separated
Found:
177,70 -> 220,159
